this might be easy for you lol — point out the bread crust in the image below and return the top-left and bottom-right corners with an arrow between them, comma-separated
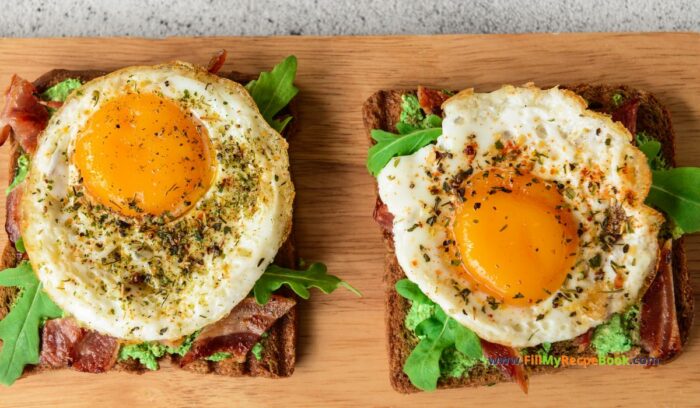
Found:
0,68 -> 298,380
364,85 -> 694,393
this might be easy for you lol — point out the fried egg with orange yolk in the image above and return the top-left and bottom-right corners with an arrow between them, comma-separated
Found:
21,62 -> 294,341
377,85 -> 663,347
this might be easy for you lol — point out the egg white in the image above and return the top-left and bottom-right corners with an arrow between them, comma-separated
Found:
378,85 -> 664,347
21,62 -> 294,341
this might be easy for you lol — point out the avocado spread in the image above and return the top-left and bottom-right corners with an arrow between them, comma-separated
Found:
591,305 -> 640,358
396,94 -> 442,134
118,331 -> 198,370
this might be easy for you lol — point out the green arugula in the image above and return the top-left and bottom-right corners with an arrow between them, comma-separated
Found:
636,133 -> 700,235
647,168 -> 700,234
396,279 -> 483,391
14,237 -> 25,254
245,56 -> 298,133
636,132 -> 668,170
0,262 -> 63,385
253,262 -> 360,305
40,78 -> 82,102
6,154 -> 29,195
367,128 -> 442,176
367,93 -> 443,177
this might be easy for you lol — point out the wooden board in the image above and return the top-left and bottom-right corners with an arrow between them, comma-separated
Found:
0,33 -> 698,407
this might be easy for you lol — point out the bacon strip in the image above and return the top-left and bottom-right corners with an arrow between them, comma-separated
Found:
480,339 -> 529,394
206,50 -> 228,74
373,197 -> 393,234
5,183 -> 23,245
640,240 -> 682,361
612,98 -> 641,135
0,75 -> 48,154
417,86 -> 451,116
41,318 -> 119,373
572,329 -> 594,353
180,295 -> 295,366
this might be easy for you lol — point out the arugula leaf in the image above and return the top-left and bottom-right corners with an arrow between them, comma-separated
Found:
245,56 -> 298,133
636,132 -> 667,170
395,279 -> 431,304
40,78 -> 82,102
6,154 -> 29,195
367,92 -> 444,176
253,262 -> 360,305
396,279 -> 483,391
635,133 -> 700,234
647,168 -> 700,234
404,330 -> 449,391
14,237 -> 25,254
0,262 -> 63,385
367,128 -> 442,176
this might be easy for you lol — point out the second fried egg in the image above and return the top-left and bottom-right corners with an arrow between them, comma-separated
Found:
378,85 -> 663,347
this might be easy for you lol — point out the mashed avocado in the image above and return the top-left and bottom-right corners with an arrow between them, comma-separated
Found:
41,78 -> 82,102
251,332 -> 269,361
399,94 -> 425,127
396,94 -> 442,134
440,347 -> 484,378
118,331 -> 198,370
405,301 -> 435,333
591,306 -> 640,358
118,342 -> 170,371
206,352 -> 232,362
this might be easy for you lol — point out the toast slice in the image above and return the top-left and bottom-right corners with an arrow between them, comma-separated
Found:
363,85 -> 694,393
0,68 -> 298,379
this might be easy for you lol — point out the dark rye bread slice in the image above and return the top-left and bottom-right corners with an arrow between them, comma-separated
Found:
363,85 -> 693,393
0,68 -> 298,379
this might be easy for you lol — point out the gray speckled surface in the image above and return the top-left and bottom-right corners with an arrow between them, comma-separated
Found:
1,0 -> 698,37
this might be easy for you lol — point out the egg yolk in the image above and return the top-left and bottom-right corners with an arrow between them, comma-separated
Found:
451,170 -> 579,306
73,93 -> 213,218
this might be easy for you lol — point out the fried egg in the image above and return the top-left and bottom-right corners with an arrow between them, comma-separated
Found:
21,62 -> 294,341
378,85 -> 663,347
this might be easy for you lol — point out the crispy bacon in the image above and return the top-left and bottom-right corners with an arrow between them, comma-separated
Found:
417,86 -> 450,116
38,99 -> 63,110
180,295 -> 295,366
480,339 -> 529,394
41,318 -> 119,373
612,98 -> 640,135
71,330 -> 120,373
207,49 -> 228,74
0,75 -> 48,154
5,183 -> 23,245
572,329 -> 594,353
640,240 -> 682,361
373,197 -> 394,234
40,319 -> 83,368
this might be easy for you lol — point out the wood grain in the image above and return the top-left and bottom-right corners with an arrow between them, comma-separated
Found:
0,33 -> 698,408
